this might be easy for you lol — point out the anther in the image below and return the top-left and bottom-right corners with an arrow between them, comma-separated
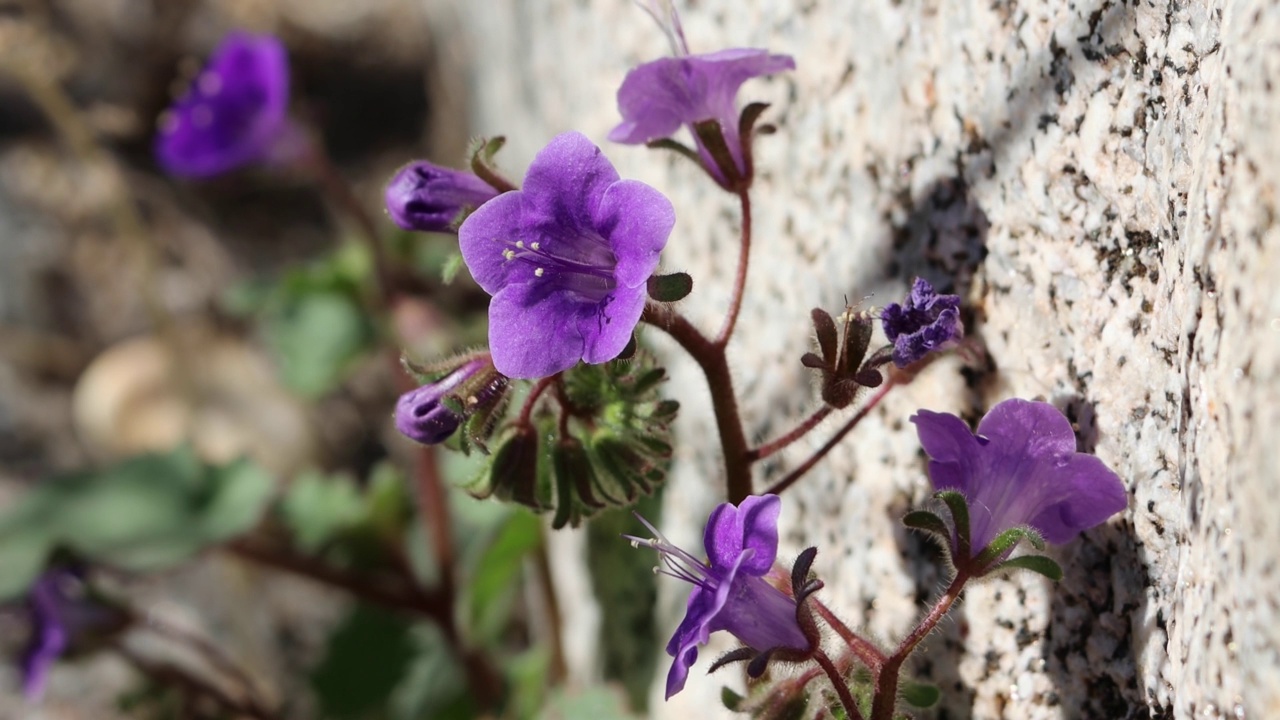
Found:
531,242 -> 541,251
515,240 -> 524,249
535,267 -> 545,277
503,249 -> 516,261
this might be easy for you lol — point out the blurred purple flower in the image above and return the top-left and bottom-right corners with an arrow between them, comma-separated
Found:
155,31 -> 299,178
911,399 -> 1127,555
608,49 -> 794,182
20,569 -> 123,702
626,494 -> 809,699
881,277 -> 963,367
458,132 -> 674,379
385,161 -> 500,233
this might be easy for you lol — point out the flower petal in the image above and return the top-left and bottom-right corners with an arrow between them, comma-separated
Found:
593,179 -> 674,288
521,132 -> 620,237
610,57 -> 703,144
579,284 -> 647,364
975,399 -> 1078,461
910,409 -> 981,495
458,191 -> 530,294
486,282 -> 587,378
703,494 -> 780,576
1025,454 -> 1127,544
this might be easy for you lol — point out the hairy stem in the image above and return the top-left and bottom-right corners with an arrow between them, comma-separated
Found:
518,375 -> 558,426
748,406 -> 833,462
714,189 -> 753,347
815,649 -> 865,720
763,379 -> 897,496
870,570 -> 970,720
811,599 -> 887,673
642,303 -> 753,503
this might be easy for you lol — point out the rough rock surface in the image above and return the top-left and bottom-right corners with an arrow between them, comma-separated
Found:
438,0 -> 1276,717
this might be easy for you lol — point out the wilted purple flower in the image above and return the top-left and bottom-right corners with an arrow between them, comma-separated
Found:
626,494 -> 809,699
385,161 -> 501,233
911,399 -> 1127,556
458,132 -> 674,379
881,277 -> 964,367
608,49 -> 794,183
155,31 -> 299,178
395,357 -> 493,445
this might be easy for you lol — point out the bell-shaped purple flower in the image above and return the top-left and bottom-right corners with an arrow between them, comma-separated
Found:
608,48 -> 794,183
458,132 -> 674,379
395,357 -> 492,445
155,31 -> 299,178
385,161 -> 501,233
626,494 -> 809,699
911,399 -> 1127,556
881,277 -> 964,367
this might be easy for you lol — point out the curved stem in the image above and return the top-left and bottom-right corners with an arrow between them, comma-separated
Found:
748,406 -> 833,462
518,375 -> 558,426
870,570 -> 970,720
811,599 -> 887,673
814,649 -> 865,720
642,303 -> 753,503
714,189 -> 753,347
762,379 -> 897,496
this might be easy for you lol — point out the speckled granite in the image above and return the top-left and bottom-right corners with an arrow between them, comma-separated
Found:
440,0 -> 1273,717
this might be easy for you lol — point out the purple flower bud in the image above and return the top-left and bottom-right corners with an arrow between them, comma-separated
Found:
20,569 -> 125,702
881,277 -> 964,367
609,48 -> 794,183
626,494 -> 809,699
911,399 -> 1127,556
385,161 -> 501,233
155,31 -> 300,178
459,132 -> 674,379
395,358 -> 488,445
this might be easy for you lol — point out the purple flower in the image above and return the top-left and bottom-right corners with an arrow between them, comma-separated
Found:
458,132 -> 674,379
881,277 -> 964,367
911,399 -> 1127,556
385,161 -> 501,233
155,31 -> 299,178
20,569 -> 124,702
395,357 -> 491,445
627,494 -> 809,699
608,49 -> 794,183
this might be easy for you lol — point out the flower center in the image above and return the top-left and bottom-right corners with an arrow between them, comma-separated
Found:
499,233 -> 619,302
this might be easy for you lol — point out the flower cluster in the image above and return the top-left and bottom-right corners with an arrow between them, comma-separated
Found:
881,277 -> 964,367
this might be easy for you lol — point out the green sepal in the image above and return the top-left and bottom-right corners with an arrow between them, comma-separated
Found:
972,526 -> 1047,571
992,554 -> 1064,581
902,510 -> 951,540
721,686 -> 744,712
468,135 -> 517,193
692,118 -> 743,190
736,102 -> 772,181
901,680 -> 942,708
935,490 -> 971,560
838,310 -> 874,378
441,253 -> 465,285
644,137 -> 703,168
646,272 -> 694,303
811,308 -> 839,366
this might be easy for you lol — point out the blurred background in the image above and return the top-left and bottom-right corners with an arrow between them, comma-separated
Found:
0,1 -> 656,718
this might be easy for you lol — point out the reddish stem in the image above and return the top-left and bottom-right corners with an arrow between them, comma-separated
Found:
762,379 -> 897,496
869,569 -> 970,720
748,406 -> 833,462
714,189 -> 753,347
811,598 -> 887,673
641,302 -> 753,503
815,649 -> 866,720
518,375 -> 558,426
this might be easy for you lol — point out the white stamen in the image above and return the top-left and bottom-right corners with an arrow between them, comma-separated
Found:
503,249 -> 515,261
515,240 -> 524,248
535,267 -> 545,277
530,242 -> 541,251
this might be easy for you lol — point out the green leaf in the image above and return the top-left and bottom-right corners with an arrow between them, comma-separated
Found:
721,686 -> 744,712
311,605 -> 417,719
935,490 -> 971,559
387,624 -> 474,720
280,471 -> 364,553
992,554 -> 1064,581
266,290 -> 374,397
441,252 -> 466,285
465,509 -> 542,645
645,272 -> 693,303
901,680 -> 941,708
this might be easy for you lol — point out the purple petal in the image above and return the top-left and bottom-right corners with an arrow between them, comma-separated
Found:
1024,454 -> 1127,544
708,574 -> 808,654
22,574 -> 71,702
155,31 -> 292,178
385,161 -> 500,233
486,282 -> 588,379
593,179 -> 674,288
579,284 -> 647,364
910,410 -> 981,495
457,191 -> 531,295
703,495 -> 781,576
521,132 -> 620,237
975,398 -> 1078,461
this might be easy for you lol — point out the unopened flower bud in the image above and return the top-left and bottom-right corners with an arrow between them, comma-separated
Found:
385,161 -> 501,233
395,357 -> 496,445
